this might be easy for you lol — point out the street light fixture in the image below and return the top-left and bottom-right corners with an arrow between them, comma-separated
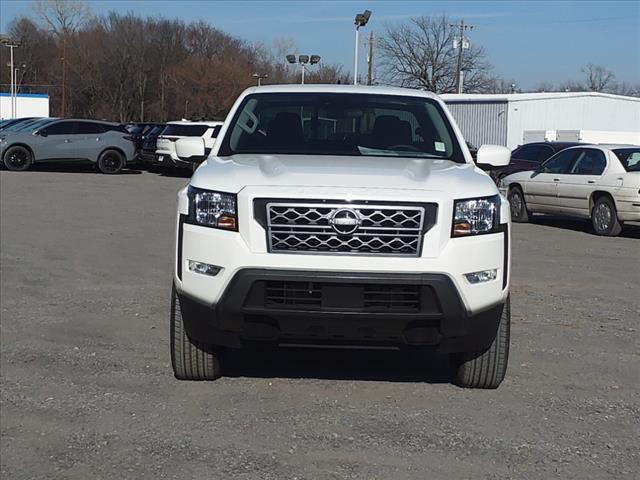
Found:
1,35 -> 23,118
353,10 -> 371,85
252,72 -> 268,86
286,54 -> 321,84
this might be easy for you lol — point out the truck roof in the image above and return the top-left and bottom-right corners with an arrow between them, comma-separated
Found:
242,84 -> 441,100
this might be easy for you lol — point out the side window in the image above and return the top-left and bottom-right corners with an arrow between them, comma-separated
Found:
513,145 -> 539,161
210,125 -> 222,138
570,149 -> 607,175
542,149 -> 578,174
40,121 -> 75,135
537,146 -> 555,163
76,122 -> 106,134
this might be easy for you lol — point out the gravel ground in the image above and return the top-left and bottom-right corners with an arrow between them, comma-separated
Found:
1,167 -> 639,479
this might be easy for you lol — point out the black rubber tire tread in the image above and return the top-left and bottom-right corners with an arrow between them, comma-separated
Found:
3,145 -> 32,171
507,187 -> 529,223
454,296 -> 510,389
170,285 -> 221,381
97,149 -> 124,174
591,196 -> 622,237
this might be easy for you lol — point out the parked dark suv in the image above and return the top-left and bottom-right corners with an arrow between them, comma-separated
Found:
140,124 -> 166,164
490,142 -> 581,181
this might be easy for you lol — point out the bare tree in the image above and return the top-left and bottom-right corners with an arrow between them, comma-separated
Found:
612,81 -> 640,97
557,79 -> 586,92
377,15 -> 493,93
484,78 -> 518,94
306,64 -> 352,84
582,63 -> 615,92
32,0 -> 91,35
532,81 -> 556,93
32,0 -> 92,116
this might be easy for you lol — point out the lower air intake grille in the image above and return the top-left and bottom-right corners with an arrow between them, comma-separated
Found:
265,281 -> 421,313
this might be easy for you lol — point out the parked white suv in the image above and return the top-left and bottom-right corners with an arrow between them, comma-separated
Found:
155,120 -> 222,168
172,85 -> 513,389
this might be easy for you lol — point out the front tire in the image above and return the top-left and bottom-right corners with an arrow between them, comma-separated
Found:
97,149 -> 124,174
170,285 -> 222,380
3,145 -> 32,171
453,296 -> 510,389
508,187 -> 529,223
591,196 -> 622,236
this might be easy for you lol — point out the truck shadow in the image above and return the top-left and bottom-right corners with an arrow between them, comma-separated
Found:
531,215 -> 640,239
222,346 -> 454,384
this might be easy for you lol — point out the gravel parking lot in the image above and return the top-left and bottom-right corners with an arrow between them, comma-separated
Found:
1,167 -> 639,479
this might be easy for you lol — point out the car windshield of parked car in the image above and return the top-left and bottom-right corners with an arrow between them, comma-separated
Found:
219,92 -> 464,162
613,148 -> 640,172
162,124 -> 209,137
3,118 -> 44,132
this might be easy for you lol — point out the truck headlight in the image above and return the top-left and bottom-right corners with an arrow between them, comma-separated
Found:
452,194 -> 500,237
187,186 -> 237,231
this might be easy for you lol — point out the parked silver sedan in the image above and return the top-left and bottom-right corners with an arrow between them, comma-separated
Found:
0,119 -> 136,174
499,144 -> 640,236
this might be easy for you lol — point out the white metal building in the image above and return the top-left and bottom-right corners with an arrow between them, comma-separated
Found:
0,92 -> 50,119
440,92 -> 640,150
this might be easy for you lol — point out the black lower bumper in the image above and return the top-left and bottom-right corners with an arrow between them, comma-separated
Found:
180,269 -> 505,353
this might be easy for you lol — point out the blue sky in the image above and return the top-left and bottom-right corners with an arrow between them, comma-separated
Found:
1,0 -> 639,88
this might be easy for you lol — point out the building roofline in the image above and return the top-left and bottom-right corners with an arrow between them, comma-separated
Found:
440,91 -> 640,103
0,92 -> 49,99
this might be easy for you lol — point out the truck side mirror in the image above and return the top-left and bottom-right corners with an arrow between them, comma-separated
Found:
476,144 -> 510,168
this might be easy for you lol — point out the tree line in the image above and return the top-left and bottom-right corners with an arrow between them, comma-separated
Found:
1,2 -> 636,123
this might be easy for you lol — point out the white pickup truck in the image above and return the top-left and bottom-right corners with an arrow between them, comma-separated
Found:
171,85 -> 513,389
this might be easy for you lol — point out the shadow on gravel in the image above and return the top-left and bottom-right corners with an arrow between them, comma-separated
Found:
531,215 -> 640,239
3,163 -> 143,175
223,346 -> 454,384
151,166 -> 193,178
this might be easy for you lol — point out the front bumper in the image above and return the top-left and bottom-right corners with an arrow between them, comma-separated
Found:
174,185 -> 511,349
176,269 -> 507,352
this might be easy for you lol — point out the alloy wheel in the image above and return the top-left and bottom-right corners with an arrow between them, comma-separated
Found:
594,203 -> 612,232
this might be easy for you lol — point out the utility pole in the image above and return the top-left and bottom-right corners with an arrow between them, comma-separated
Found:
1,36 -> 22,118
366,31 -> 374,86
61,34 -> 66,117
450,19 -> 474,94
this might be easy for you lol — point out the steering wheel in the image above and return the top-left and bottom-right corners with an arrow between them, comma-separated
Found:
388,144 -> 421,152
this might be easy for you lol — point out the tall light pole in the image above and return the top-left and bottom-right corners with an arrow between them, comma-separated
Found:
286,54 -> 321,84
1,36 -> 22,118
353,10 -> 371,85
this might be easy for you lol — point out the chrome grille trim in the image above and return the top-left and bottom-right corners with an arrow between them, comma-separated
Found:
266,202 -> 426,256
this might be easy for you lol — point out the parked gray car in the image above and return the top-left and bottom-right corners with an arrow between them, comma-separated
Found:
0,119 -> 136,174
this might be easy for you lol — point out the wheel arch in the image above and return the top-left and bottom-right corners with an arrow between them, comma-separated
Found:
589,190 -> 617,214
97,146 -> 127,163
2,142 -> 35,162
508,182 -> 524,193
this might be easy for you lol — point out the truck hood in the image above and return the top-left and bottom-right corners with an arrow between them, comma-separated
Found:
191,154 -> 498,196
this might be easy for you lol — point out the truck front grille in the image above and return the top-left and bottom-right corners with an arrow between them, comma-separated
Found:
265,202 -> 431,256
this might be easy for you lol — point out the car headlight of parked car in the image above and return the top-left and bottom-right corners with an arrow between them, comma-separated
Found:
452,194 -> 501,237
187,186 -> 237,231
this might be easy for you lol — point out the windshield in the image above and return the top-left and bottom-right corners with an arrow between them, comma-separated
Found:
23,118 -> 58,132
162,124 -> 209,137
218,93 -> 464,162
3,118 -> 44,132
613,148 -> 640,172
